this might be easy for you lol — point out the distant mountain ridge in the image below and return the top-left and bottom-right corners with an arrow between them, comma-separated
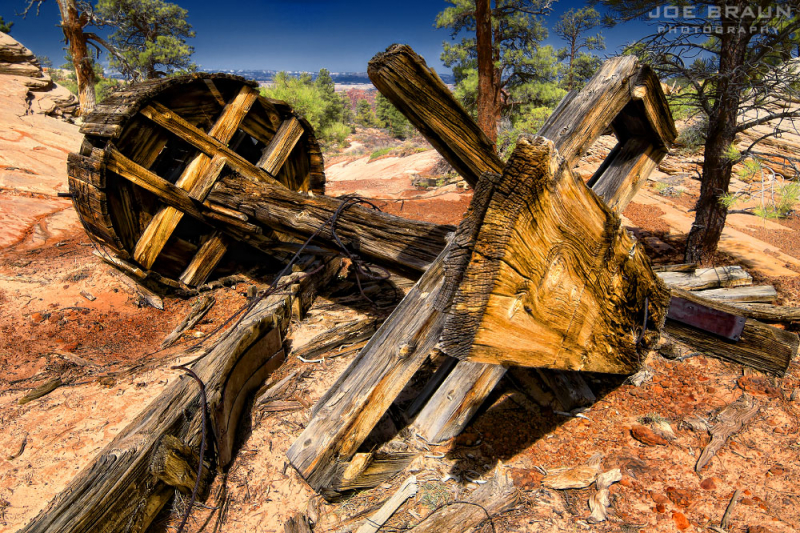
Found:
198,68 -> 455,85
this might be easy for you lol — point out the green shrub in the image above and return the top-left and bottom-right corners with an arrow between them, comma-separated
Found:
369,147 -> 393,160
675,117 -> 707,152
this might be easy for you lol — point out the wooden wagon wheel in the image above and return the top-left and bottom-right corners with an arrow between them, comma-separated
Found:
67,73 -> 325,288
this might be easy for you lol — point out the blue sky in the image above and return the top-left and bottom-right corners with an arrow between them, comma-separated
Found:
3,0 -> 652,74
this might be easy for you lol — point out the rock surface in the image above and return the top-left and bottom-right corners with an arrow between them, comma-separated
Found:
0,32 -> 78,117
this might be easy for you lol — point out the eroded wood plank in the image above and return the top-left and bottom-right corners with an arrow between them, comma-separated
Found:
258,117 -> 304,175
179,232 -> 230,286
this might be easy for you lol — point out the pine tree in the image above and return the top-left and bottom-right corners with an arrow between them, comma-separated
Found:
554,7 -> 605,90
436,0 -> 559,141
0,15 -> 14,33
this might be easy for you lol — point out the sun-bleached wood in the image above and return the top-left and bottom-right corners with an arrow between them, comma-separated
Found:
658,266 -> 753,291
438,136 -> 670,371
692,285 -> 777,303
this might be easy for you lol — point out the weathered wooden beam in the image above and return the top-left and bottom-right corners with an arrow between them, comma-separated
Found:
438,137 -> 669,371
208,173 -> 454,277
692,285 -> 777,304
658,266 -> 753,291
367,44 -> 504,187
537,55 -> 640,168
179,231 -> 230,286
629,65 -> 679,145
258,117 -> 305,175
588,137 -> 668,214
286,244 -> 454,495
722,302 -> 800,323
21,259 -> 338,533
667,289 -> 797,375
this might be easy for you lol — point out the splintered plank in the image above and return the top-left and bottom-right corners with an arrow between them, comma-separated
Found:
132,85 -> 258,269
438,136 -> 670,372
658,266 -> 753,291
179,231 -> 230,286
21,259 -> 339,533
258,117 -> 305,175
368,44 -> 504,187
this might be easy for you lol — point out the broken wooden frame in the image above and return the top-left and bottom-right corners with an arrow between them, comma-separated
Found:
69,73 -> 325,288
286,44 -> 797,499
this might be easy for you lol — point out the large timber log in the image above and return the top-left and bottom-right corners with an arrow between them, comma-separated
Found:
21,259 -> 339,533
206,172 -> 453,277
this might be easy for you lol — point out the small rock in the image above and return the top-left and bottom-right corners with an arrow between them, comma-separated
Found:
672,511 -> 691,530
631,425 -> 669,446
655,503 -> 665,513
768,466 -> 786,476
748,526 -> 774,533
700,477 -> 718,490
650,491 -> 670,505
30,312 -> 46,324
666,487 -> 693,508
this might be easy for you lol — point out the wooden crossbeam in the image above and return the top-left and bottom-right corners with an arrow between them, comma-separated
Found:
139,101 -> 281,186
132,85 -> 259,269
588,137 -> 668,214
258,117 -> 305,175
179,231 -> 230,286
106,147 -> 259,235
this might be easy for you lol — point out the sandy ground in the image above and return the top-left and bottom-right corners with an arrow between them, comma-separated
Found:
0,79 -> 799,533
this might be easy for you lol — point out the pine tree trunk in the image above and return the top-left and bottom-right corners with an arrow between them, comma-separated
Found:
57,0 -> 96,114
476,0 -> 496,143
684,31 -> 748,263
